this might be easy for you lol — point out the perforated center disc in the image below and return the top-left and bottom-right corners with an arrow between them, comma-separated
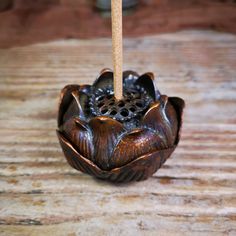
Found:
89,86 -> 153,122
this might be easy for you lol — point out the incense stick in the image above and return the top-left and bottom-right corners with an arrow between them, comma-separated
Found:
111,0 -> 123,100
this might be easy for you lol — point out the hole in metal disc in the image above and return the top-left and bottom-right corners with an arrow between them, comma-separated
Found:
98,102 -> 104,108
120,108 -> 129,117
118,101 -> 125,107
110,110 -> 117,116
136,102 -> 143,108
130,106 -> 136,112
101,108 -> 108,114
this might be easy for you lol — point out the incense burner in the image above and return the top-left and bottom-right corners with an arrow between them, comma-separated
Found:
57,69 -> 185,182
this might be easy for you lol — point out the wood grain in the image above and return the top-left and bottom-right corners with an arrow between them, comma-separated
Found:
0,30 -> 236,235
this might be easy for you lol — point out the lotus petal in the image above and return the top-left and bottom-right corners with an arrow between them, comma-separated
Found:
57,130 -> 106,178
110,128 -> 168,169
108,146 -> 175,182
169,97 -> 185,143
62,117 -> 94,161
134,72 -> 160,100
93,68 -> 113,91
58,84 -> 91,126
89,116 -> 125,170
142,95 -> 178,147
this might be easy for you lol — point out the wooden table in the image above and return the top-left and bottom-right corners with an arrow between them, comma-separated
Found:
0,30 -> 235,235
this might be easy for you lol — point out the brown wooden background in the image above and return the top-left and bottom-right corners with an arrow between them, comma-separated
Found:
0,0 -> 236,48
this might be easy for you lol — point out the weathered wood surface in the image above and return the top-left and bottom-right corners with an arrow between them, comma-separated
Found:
0,30 -> 236,235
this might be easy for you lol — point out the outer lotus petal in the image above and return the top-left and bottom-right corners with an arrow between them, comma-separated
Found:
58,84 -> 91,126
169,97 -> 185,144
93,68 -> 113,90
89,116 -> 125,171
108,146 -> 175,182
57,130 -> 108,178
134,72 -> 160,100
109,128 -> 168,169
142,95 -> 178,147
62,117 -> 94,162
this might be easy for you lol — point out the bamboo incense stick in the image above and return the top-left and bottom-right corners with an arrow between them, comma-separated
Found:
111,0 -> 123,100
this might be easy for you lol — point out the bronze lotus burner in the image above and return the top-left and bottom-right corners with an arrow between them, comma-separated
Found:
57,69 -> 185,182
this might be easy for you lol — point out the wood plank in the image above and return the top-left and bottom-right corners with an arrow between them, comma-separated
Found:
0,193 -> 235,225
0,214 -> 235,236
